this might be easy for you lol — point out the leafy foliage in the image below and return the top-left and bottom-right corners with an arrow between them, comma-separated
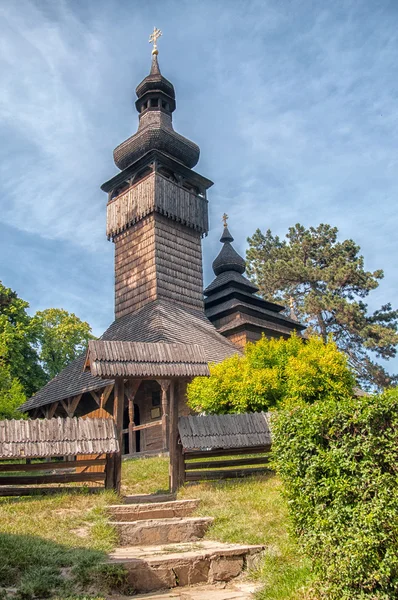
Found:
0,363 -> 26,419
246,223 -> 398,390
0,281 -> 94,416
187,334 -> 355,414
0,282 -> 46,398
272,390 -> 398,599
32,308 -> 95,380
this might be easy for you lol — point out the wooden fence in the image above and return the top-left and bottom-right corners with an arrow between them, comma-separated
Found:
0,454 -> 115,496
181,445 -> 272,484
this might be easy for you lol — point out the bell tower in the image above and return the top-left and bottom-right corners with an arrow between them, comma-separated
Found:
101,30 -> 213,319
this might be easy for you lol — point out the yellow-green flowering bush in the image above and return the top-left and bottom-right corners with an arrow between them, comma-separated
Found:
187,334 -> 355,414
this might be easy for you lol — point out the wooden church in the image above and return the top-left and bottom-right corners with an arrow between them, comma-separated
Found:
20,34 -> 304,455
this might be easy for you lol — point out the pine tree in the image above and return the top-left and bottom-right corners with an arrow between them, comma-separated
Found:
246,223 -> 398,390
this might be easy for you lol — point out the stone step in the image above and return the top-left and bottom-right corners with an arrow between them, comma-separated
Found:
108,499 -> 200,522
132,580 -> 260,599
123,493 -> 176,504
113,516 -> 214,546
108,540 -> 264,593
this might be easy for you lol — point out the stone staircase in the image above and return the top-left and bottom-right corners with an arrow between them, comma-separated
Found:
106,494 -> 264,596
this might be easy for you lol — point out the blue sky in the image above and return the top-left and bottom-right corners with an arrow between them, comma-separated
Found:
1,1 -> 397,368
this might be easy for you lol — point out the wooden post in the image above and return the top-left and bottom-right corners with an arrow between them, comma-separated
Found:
126,380 -> 142,455
104,453 -> 115,490
113,377 -> 125,494
169,379 -> 180,493
157,379 -> 171,451
176,440 -> 185,488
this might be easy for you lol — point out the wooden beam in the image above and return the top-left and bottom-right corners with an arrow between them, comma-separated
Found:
184,456 -> 271,470
0,459 -> 106,472
47,402 -> 58,419
131,421 -> 161,432
113,377 -> 125,493
169,379 -> 180,493
89,390 -> 101,406
157,379 -> 171,451
185,467 -> 270,482
0,472 -> 105,486
126,379 -> 142,455
69,394 -> 82,417
184,445 -> 272,460
60,399 -> 70,417
100,384 -> 114,409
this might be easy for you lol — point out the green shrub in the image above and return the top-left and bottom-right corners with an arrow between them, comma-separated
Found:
272,390 -> 398,599
187,334 -> 355,414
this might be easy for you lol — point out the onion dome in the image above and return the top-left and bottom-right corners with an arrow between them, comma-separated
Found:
113,54 -> 200,171
212,225 -> 246,276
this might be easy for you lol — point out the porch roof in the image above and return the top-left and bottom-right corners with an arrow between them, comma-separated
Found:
85,340 -> 211,379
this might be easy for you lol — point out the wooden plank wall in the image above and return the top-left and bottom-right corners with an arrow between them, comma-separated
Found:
106,173 -> 208,240
0,455 -> 109,496
181,446 -> 272,484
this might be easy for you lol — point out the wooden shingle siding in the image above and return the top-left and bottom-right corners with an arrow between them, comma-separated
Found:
0,418 -> 118,459
107,173 -> 208,240
178,413 -> 272,451
114,217 -> 157,318
155,214 -> 203,310
86,341 -> 210,378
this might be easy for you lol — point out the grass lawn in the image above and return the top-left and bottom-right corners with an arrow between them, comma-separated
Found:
0,456 -> 313,599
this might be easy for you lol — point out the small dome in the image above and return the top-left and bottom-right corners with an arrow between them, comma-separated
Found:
212,225 -> 246,276
113,55 -> 200,171
136,55 -> 175,100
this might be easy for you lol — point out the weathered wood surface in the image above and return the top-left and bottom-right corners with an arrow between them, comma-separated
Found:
184,446 -> 271,460
169,380 -> 181,493
185,467 -> 270,482
113,377 -> 124,494
0,472 -> 105,486
106,172 -> 208,240
0,486 -> 104,497
0,417 -> 119,459
184,455 -> 271,470
114,212 -> 204,319
0,459 -> 106,473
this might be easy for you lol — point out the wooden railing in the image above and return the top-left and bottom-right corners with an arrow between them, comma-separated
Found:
182,445 -> 272,484
0,455 -> 114,496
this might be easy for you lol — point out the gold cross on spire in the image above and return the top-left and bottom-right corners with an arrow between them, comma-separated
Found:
149,27 -> 162,55
222,213 -> 228,227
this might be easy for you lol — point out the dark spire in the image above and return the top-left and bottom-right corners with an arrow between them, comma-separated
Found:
150,53 -> 161,75
113,33 -> 200,171
212,222 -> 246,276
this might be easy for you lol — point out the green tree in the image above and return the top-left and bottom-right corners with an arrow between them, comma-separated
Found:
0,363 -> 26,419
0,281 -> 46,399
246,223 -> 398,390
187,334 -> 355,414
32,308 -> 95,380
0,281 -> 95,417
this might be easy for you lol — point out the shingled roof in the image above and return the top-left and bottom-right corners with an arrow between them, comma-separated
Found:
20,300 -> 239,412
178,412 -> 272,450
85,340 -> 211,378
0,417 -> 118,459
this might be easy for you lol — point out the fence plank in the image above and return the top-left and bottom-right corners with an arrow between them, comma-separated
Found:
0,472 -> 105,486
0,486 -> 104,497
185,467 -> 270,481
185,455 -> 271,470
0,459 -> 106,473
184,445 -> 271,460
